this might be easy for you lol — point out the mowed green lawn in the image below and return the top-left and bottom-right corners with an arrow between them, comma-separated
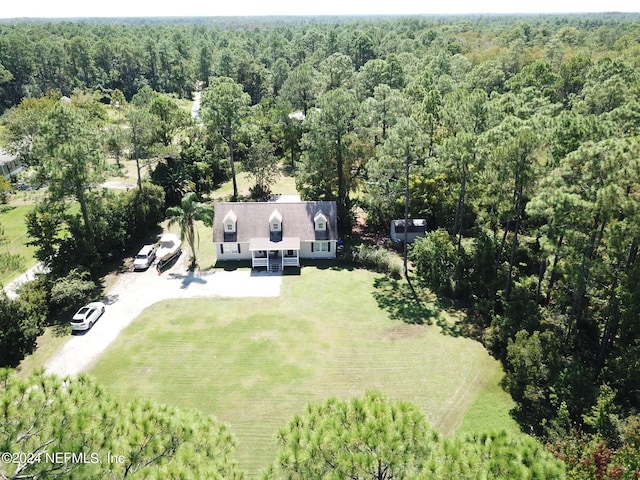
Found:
211,163 -> 298,201
0,204 -> 38,285
89,267 -> 518,475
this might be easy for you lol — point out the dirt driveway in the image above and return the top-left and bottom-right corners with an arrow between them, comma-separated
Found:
44,254 -> 282,378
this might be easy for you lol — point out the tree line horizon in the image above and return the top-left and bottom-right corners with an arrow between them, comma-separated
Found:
1,13 -> 640,478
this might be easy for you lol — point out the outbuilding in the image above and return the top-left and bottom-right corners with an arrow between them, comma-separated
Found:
390,219 -> 428,244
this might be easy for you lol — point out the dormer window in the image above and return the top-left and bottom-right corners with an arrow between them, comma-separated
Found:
223,210 -> 237,233
269,209 -> 282,232
314,210 -> 328,231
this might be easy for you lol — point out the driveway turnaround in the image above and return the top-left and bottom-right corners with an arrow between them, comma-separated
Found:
45,256 -> 282,378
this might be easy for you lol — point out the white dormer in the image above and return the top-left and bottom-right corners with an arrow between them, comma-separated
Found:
314,210 -> 328,231
269,209 -> 282,232
223,210 -> 237,233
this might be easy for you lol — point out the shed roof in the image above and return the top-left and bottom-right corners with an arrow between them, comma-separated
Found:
0,149 -> 17,166
391,219 -> 428,233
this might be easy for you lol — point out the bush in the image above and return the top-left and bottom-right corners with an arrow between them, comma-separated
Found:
410,229 -> 457,296
249,183 -> 272,201
346,244 -> 403,279
49,269 -> 98,313
129,183 -> 165,239
0,291 -> 46,367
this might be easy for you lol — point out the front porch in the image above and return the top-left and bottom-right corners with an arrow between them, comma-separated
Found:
249,237 -> 300,271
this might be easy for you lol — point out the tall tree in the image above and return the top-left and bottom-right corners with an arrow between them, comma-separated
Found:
0,369 -> 243,479
478,117 -> 542,299
379,117 -> 425,276
166,192 -> 214,270
148,92 -> 190,148
271,57 -> 290,97
318,52 -> 354,92
244,137 -> 280,200
0,291 -> 45,367
125,105 -> 156,191
31,101 -> 107,242
270,391 -> 564,479
0,94 -> 58,166
280,63 -> 319,116
274,391 -> 434,479
439,133 -> 478,253
297,88 -> 365,234
359,84 -> 408,146
104,123 -> 127,170
201,76 -> 251,201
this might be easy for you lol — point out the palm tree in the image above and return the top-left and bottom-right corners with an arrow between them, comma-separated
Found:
165,192 -> 214,269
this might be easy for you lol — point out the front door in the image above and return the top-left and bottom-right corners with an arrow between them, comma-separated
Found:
269,250 -> 282,271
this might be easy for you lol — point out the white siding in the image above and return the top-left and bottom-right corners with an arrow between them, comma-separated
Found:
215,242 -> 251,261
300,241 -> 336,259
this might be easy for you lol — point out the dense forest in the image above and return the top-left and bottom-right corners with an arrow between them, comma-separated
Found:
1,13 -> 640,478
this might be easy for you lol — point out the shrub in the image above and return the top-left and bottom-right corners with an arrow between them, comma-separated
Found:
410,228 -> 457,296
346,244 -> 402,279
0,223 -> 24,275
0,291 -> 46,367
49,269 -> 98,313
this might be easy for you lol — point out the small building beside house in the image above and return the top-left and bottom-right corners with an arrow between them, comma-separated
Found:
390,218 -> 428,244
0,149 -> 24,179
213,201 -> 338,271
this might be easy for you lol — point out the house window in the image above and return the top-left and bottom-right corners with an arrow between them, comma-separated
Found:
314,242 -> 329,252
314,210 -> 328,231
222,243 -> 239,254
269,209 -> 282,232
223,210 -> 237,233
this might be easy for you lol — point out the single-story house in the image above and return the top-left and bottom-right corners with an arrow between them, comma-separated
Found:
213,201 -> 338,271
0,149 -> 24,179
390,219 -> 428,244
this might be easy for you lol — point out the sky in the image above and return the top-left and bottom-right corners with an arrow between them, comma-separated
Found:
1,0 -> 638,19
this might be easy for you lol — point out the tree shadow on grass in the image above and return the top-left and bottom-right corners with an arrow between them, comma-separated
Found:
46,309 -> 74,338
280,164 -> 296,177
52,323 -> 70,337
372,275 -> 439,325
372,275 -> 468,337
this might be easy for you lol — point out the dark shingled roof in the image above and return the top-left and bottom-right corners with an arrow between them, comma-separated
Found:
213,201 -> 338,244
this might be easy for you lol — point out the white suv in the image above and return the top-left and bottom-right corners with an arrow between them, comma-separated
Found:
133,245 -> 156,270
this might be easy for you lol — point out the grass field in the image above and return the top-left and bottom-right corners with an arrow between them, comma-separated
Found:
0,204 -> 38,285
211,163 -> 298,201
89,266 -> 518,476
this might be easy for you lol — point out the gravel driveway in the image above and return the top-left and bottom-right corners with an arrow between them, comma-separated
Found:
44,254 -> 282,378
